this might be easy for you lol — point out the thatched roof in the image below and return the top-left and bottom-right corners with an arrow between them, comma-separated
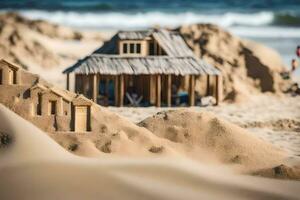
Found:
93,29 -> 194,57
64,54 -> 219,75
64,29 -> 220,76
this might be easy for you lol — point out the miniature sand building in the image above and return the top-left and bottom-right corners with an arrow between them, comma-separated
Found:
64,29 -> 222,107
0,59 -> 92,133
0,59 -> 20,85
29,85 -> 92,132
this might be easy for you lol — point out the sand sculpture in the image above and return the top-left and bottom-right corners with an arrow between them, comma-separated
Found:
0,59 -> 92,133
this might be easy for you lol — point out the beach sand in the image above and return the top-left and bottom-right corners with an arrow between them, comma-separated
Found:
1,104 -> 300,200
109,94 -> 300,160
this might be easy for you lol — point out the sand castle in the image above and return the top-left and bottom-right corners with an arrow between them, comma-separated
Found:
0,59 -> 92,133
1,57 -> 300,181
63,28 -> 222,107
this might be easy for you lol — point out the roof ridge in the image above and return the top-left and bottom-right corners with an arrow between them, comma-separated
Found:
90,54 -> 195,59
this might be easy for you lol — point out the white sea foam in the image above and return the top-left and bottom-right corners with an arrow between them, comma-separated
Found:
19,10 -> 274,29
230,26 -> 300,38
14,10 -> 300,39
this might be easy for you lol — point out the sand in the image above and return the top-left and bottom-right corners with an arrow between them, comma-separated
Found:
0,62 -> 295,178
47,98 -> 297,175
139,109 -> 286,172
0,12 -> 106,88
109,94 -> 300,158
0,61 -> 298,179
177,24 -> 291,102
1,104 -> 300,200
108,94 -> 300,178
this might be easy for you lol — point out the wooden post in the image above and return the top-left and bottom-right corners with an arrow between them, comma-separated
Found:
92,74 -> 98,103
215,75 -> 223,106
97,74 -> 100,104
66,73 -> 70,90
206,75 -> 210,96
105,77 -> 109,96
156,74 -> 161,107
149,75 -> 156,104
119,74 -> 124,107
167,74 -> 172,107
104,76 -> 109,105
189,75 -> 195,106
75,74 -> 79,93
84,76 -> 89,97
114,76 -> 119,106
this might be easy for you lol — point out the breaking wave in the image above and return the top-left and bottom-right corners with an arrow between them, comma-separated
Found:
19,10 -> 276,29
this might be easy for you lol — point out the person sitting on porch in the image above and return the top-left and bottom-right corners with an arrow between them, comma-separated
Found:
171,84 -> 188,106
125,80 -> 143,106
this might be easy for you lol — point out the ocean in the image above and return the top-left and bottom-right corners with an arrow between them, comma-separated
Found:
1,0 -> 300,75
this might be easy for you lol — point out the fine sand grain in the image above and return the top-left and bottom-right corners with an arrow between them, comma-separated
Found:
139,109 -> 286,172
1,104 -> 300,200
109,95 -> 300,159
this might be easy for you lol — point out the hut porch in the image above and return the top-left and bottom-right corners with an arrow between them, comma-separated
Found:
73,72 -> 222,107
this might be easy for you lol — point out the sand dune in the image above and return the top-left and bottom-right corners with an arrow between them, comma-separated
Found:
139,109 -> 286,172
0,12 -> 104,87
177,24 -> 290,102
51,105 -> 292,174
1,104 -> 300,200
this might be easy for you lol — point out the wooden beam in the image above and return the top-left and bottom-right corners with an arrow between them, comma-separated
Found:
66,73 -> 70,90
114,76 -> 119,106
84,76 -> 89,97
75,74 -> 81,94
105,77 -> 109,96
215,75 -> 223,106
206,75 -> 210,96
75,74 -> 79,93
105,76 -> 109,105
189,75 -> 195,106
97,74 -> 100,103
92,74 -> 98,103
167,75 -> 172,107
156,74 -> 161,107
119,74 -> 124,107
149,75 -> 155,104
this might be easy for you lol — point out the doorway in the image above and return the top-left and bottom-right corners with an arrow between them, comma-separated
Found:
74,106 -> 88,132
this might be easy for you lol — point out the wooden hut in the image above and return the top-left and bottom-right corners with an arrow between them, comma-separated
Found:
63,29 -> 222,107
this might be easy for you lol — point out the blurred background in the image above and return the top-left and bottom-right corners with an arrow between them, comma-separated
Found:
0,0 -> 300,75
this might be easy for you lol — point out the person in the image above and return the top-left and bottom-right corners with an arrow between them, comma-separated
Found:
297,46 -> 300,58
291,59 -> 298,72
280,59 -> 298,80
